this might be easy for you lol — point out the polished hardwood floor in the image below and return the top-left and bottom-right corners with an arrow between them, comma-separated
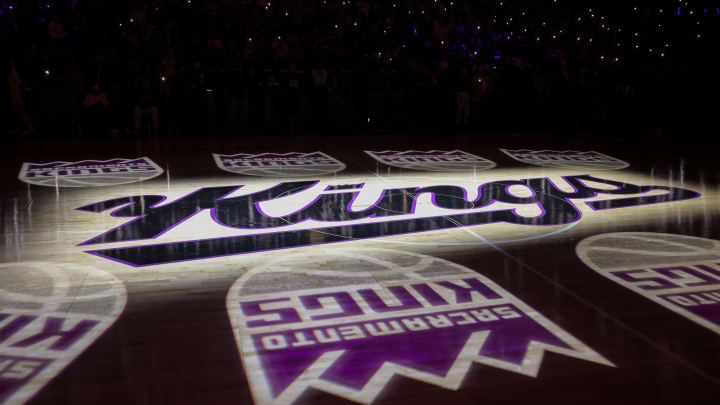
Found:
1,132 -> 719,404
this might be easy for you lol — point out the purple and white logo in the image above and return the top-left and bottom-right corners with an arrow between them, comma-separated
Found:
18,157 -> 163,187
577,232 -> 720,336
77,174 -> 701,267
0,262 -> 126,405
227,249 -> 613,404
500,150 -> 629,170
365,150 -> 496,172
213,152 -> 346,177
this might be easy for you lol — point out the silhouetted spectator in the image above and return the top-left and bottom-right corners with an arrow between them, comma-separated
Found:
107,79 -> 131,135
456,66 -> 472,129
310,62 -> 329,130
283,63 -> 303,135
48,15 -> 65,41
470,64 -> 489,129
434,59 -> 455,131
83,85 -> 109,136
133,79 -> 159,135
7,60 -> 34,135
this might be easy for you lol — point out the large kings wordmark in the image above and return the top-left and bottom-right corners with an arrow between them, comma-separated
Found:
76,174 -> 700,267
227,249 -> 613,405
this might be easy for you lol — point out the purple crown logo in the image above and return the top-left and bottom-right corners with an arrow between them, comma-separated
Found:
228,249 -> 612,404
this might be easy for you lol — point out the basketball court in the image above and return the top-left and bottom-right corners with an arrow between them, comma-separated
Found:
2,133 -> 719,404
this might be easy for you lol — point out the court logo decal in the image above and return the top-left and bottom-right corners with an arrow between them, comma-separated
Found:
227,249 -> 612,405
213,152 -> 346,177
76,174 -> 700,267
18,157 -> 163,187
577,233 -> 720,335
364,150 -> 496,172
0,262 -> 126,405
500,150 -> 629,170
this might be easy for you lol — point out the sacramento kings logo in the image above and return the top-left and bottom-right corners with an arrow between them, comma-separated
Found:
0,262 -> 126,405
500,149 -> 629,170
365,150 -> 496,172
213,152 -> 346,177
227,249 -> 612,405
18,158 -> 163,187
577,232 -> 720,336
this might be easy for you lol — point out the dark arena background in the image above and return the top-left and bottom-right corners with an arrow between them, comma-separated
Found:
2,1 -> 720,405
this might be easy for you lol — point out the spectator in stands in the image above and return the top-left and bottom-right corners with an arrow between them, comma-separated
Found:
283,62 -> 303,135
470,64 -> 489,129
434,58 -> 455,131
7,60 -> 34,135
310,62 -> 329,130
48,14 -> 65,41
133,79 -> 159,135
2,0 -> 718,137
107,78 -> 131,135
456,65 -> 472,129
83,85 -> 109,136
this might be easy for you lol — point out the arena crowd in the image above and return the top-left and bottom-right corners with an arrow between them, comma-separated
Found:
2,0 -> 719,136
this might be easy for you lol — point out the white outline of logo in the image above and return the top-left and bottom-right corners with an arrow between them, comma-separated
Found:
18,157 -> 163,187
364,150 -> 497,172
500,149 -> 629,170
213,152 -> 346,177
